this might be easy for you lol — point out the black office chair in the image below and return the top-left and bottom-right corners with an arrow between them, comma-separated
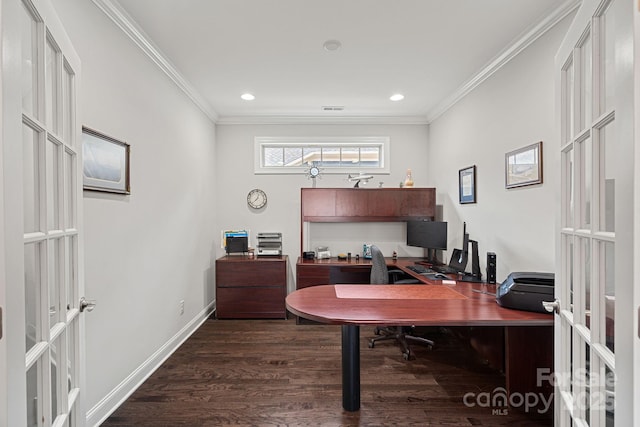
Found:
368,245 -> 434,360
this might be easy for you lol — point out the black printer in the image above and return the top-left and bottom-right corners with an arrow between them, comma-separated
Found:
495,272 -> 555,314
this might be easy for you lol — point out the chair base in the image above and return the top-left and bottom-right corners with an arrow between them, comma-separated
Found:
368,326 -> 434,360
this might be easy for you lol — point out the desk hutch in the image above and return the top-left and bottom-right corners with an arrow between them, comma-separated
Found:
297,187 -> 436,288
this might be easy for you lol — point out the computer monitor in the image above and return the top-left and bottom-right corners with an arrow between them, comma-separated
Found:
447,222 -> 469,272
406,220 -> 447,263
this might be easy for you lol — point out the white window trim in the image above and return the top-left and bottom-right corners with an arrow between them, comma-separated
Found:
254,136 -> 390,175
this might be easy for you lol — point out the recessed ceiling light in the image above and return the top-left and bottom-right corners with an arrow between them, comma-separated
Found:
390,94 -> 404,101
323,39 -> 342,52
241,93 -> 255,101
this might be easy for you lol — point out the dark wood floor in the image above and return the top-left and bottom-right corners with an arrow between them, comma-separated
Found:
102,317 -> 552,426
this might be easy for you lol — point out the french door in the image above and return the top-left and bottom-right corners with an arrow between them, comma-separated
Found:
1,0 -> 86,425
555,0 -> 637,425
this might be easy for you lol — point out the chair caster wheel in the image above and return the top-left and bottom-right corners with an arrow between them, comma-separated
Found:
368,341 -> 375,348
374,328 -> 381,335
402,352 -> 411,361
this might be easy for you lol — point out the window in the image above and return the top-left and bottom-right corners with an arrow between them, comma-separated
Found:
254,136 -> 390,174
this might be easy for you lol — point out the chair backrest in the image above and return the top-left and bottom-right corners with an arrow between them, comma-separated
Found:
370,245 -> 389,284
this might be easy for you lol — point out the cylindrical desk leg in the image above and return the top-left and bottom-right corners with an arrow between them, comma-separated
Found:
341,325 -> 360,411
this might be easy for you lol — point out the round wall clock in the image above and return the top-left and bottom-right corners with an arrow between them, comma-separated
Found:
309,166 -> 320,178
247,188 -> 267,209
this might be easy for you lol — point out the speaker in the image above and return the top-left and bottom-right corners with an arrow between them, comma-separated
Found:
486,252 -> 497,284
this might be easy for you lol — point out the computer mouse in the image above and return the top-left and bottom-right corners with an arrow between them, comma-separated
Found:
434,273 -> 448,279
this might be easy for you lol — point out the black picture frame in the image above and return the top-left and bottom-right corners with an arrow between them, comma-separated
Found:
82,126 -> 131,194
459,165 -> 476,204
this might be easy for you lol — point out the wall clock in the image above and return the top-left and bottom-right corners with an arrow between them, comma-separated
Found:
309,165 -> 320,178
305,163 -> 322,188
247,188 -> 267,209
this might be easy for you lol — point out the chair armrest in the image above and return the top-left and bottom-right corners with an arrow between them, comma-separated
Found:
388,269 -> 421,284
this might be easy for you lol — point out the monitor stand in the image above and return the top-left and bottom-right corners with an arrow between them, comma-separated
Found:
424,249 -> 444,266
458,240 -> 483,282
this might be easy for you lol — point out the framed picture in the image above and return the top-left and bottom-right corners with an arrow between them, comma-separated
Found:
459,165 -> 476,204
505,141 -> 543,189
82,127 -> 130,194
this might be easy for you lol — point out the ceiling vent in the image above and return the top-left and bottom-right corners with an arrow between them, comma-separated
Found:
322,106 -> 344,111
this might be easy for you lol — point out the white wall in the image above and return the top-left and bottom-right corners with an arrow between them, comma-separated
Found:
215,124 -> 429,289
52,0 -> 217,420
427,14 -> 573,281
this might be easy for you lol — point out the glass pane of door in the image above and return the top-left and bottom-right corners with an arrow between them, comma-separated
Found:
23,124 -> 41,234
604,365 -> 615,426
25,242 -> 41,353
21,2 -> 38,116
62,62 -> 74,143
599,121 -> 615,232
45,36 -> 59,134
601,2 -> 616,113
580,238 -> 591,329
48,238 -> 62,329
563,147 -> 575,228
46,138 -> 61,231
563,59 -> 575,143
578,136 -> 592,229
26,362 -> 40,427
579,32 -> 592,131
600,240 -> 615,352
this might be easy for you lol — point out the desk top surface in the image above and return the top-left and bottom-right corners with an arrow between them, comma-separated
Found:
297,256 -> 433,267
285,283 -> 553,327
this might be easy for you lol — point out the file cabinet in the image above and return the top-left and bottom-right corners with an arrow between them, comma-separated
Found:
216,255 -> 288,319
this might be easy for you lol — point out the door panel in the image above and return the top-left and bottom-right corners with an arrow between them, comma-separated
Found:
555,0 -> 634,425
3,0 -> 84,425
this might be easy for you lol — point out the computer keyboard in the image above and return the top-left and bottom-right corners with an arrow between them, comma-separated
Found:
431,264 -> 459,274
406,264 -> 434,274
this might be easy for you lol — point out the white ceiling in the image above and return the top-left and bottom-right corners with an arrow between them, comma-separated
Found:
109,0 -> 577,123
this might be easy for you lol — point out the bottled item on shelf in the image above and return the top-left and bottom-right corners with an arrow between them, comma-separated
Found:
404,169 -> 414,187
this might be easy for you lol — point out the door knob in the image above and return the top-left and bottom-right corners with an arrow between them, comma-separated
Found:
80,297 -> 96,313
542,299 -> 559,314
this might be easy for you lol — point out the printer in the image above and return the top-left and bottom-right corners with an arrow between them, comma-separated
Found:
496,272 -> 554,314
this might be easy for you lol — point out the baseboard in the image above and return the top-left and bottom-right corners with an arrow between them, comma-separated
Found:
87,301 -> 215,427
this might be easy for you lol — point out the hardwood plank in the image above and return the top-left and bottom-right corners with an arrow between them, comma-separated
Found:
102,318 -> 551,426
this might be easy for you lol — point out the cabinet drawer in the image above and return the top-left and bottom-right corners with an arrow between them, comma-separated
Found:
216,287 -> 286,319
296,265 -> 330,289
216,261 -> 285,287
329,265 -> 371,284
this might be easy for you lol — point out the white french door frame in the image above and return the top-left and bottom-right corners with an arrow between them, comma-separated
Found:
2,0 -> 86,425
633,1 -> 640,424
555,0 -> 637,425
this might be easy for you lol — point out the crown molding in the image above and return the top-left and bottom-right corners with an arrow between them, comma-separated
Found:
216,115 -> 430,125
92,0 -> 219,123
425,0 -> 581,123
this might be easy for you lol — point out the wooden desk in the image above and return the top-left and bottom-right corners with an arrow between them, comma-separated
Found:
285,283 -> 553,412
296,256 -> 429,289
